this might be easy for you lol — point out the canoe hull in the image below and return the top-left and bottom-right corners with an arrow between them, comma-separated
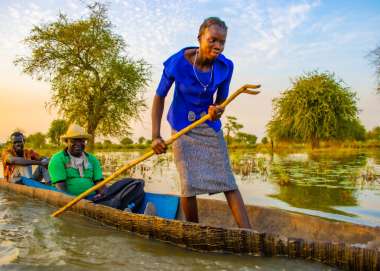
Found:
196,199 -> 380,246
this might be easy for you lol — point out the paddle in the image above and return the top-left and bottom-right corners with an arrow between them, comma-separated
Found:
51,84 -> 261,217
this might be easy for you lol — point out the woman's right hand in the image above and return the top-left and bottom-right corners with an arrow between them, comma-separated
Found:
152,137 -> 167,154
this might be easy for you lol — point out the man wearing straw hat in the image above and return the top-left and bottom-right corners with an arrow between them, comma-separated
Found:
48,124 -> 105,197
49,124 -> 156,215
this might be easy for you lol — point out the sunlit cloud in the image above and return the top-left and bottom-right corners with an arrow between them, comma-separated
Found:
230,0 -> 320,61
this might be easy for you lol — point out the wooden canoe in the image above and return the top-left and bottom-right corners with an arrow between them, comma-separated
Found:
0,179 -> 379,271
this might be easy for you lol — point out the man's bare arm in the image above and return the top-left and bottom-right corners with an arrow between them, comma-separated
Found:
7,157 -> 47,167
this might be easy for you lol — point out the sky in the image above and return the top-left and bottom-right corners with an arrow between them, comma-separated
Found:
0,0 -> 379,143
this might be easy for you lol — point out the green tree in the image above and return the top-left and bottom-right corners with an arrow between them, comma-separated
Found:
26,132 -> 46,149
367,126 -> 380,140
120,137 -> 133,145
340,118 -> 366,141
267,71 -> 361,148
368,44 -> 380,93
235,132 -> 257,146
95,141 -> 103,149
47,119 -> 68,146
223,116 -> 243,145
138,136 -> 146,144
15,3 -> 150,151
261,137 -> 268,144
103,139 -> 112,148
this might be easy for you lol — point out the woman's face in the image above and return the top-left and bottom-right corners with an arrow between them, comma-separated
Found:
198,24 -> 227,60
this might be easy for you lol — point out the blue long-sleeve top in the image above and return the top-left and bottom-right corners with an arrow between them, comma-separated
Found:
155,47 -> 234,132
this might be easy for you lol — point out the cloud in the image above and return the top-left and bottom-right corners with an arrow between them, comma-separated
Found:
309,15 -> 345,34
0,2 -> 63,53
8,6 -> 20,20
228,0 -> 320,62
0,0 -> 321,67
115,0 -> 196,68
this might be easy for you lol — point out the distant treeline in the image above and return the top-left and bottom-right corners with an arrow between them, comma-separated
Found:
1,120 -> 379,152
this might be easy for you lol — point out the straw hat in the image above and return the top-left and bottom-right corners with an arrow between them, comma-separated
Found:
61,124 -> 90,141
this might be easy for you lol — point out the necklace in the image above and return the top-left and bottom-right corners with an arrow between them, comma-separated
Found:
192,49 -> 213,92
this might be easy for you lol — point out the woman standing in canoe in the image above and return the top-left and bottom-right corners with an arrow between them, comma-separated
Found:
151,17 -> 251,228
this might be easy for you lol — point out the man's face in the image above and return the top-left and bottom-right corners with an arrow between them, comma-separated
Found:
12,135 -> 24,154
67,138 -> 86,157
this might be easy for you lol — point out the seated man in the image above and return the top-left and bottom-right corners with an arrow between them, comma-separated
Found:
1,132 -> 50,184
48,124 -> 105,197
49,124 -> 156,215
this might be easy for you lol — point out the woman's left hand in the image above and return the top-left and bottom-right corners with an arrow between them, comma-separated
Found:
208,105 -> 224,121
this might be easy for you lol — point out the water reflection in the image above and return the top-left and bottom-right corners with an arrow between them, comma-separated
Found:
270,152 -> 367,186
265,152 -> 364,217
269,183 -> 357,216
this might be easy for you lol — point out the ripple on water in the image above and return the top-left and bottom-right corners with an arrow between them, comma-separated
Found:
0,241 -> 19,266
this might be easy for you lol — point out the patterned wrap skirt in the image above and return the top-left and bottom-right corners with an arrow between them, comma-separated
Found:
172,123 -> 238,197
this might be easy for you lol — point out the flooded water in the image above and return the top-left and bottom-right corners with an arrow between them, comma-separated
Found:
0,149 -> 379,270
95,149 -> 380,226
0,192 -> 335,270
